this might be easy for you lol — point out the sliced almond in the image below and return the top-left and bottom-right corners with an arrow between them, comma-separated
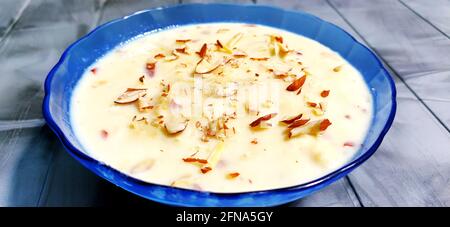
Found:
182,157 -> 208,164
114,88 -> 147,104
249,113 -> 277,128
197,43 -> 208,58
203,141 -> 225,170
164,118 -> 188,134
195,58 -> 222,74
286,75 -> 307,91
288,119 -> 310,129
280,114 -> 303,124
319,119 -> 332,131
138,97 -> 153,112
232,50 -> 247,58
321,90 -> 330,97
164,51 -> 179,61
288,119 -> 331,138
175,47 -> 188,54
227,172 -> 240,179
176,39 -> 191,43
288,120 -> 317,138
154,53 -> 165,59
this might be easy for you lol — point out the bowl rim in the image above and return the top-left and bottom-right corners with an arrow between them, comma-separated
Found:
42,3 -> 397,199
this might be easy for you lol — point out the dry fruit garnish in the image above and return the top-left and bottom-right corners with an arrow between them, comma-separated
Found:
287,119 -> 310,129
195,58 -> 223,74
286,75 -> 306,91
164,118 -> 188,134
114,88 -> 147,104
333,65 -> 343,72
249,113 -> 277,128
176,39 -> 191,43
197,43 -> 208,58
175,47 -> 188,54
100,129 -> 108,139
165,51 -> 179,61
287,119 -> 325,138
232,50 -> 247,58
182,157 -> 208,164
319,119 -> 332,131
137,97 -> 153,112
227,172 -> 240,179
154,53 -> 165,59
307,102 -> 317,107
280,114 -> 303,124
321,90 -> 330,97
200,166 -> 212,174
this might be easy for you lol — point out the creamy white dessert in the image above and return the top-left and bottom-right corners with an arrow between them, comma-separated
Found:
71,23 -> 372,193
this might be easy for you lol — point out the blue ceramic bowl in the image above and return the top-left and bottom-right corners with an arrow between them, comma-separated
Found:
42,3 -> 396,207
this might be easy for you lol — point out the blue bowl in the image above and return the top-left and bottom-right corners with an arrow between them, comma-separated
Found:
42,3 -> 396,207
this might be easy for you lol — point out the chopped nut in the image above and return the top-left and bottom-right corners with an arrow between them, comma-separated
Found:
175,47 -> 188,54
164,119 -> 188,134
176,39 -> 191,43
227,172 -> 240,179
232,50 -> 247,57
307,102 -> 317,108
182,157 -> 208,164
288,119 -> 310,129
333,65 -> 343,72
197,43 -> 208,58
154,53 -> 165,59
195,58 -> 222,74
319,119 -> 332,131
250,138 -> 258,144
321,90 -> 330,97
286,75 -> 306,91
114,88 -> 147,104
249,113 -> 277,128
200,166 -> 212,174
280,114 -> 303,124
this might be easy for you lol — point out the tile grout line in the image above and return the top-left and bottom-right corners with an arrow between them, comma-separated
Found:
0,0 -> 31,48
345,177 -> 364,207
398,0 -> 450,40
326,0 -> 450,135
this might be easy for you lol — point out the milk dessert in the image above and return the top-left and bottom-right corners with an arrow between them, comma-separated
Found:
71,23 -> 372,193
